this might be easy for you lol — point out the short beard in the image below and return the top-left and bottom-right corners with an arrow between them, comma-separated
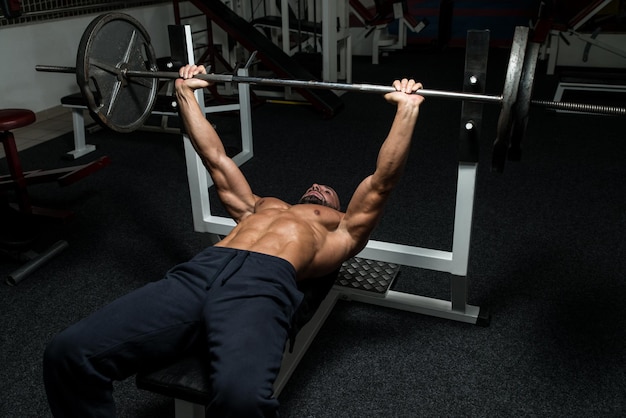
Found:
298,195 -> 331,208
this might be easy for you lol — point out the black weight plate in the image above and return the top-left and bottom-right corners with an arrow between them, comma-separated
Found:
76,13 -> 158,133
509,41 -> 539,162
492,26 -> 529,172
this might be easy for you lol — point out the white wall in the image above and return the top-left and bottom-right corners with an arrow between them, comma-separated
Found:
0,5 -> 175,114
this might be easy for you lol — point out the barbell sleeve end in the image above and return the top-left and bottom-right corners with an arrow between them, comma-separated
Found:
36,65 -> 77,74
531,99 -> 626,116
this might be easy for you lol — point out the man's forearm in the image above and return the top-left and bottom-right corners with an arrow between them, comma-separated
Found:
372,103 -> 420,191
175,85 -> 225,161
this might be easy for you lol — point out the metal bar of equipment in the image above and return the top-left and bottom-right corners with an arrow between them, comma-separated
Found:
35,65 -> 504,104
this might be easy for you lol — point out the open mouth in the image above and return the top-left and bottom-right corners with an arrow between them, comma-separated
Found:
306,190 -> 324,200
299,194 -> 325,206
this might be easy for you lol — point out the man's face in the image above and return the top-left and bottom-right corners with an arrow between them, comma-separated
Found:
298,184 -> 341,210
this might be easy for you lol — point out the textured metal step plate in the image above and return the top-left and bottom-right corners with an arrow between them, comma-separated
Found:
336,257 -> 400,296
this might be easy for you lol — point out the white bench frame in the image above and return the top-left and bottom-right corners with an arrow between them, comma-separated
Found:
147,22 -> 483,418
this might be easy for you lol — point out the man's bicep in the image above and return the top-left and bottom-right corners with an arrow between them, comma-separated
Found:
341,176 -> 388,247
204,154 -> 258,221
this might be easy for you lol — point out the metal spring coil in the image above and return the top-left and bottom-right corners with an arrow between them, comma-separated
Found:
531,100 -> 626,116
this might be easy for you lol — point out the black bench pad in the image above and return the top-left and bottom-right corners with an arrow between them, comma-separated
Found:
136,354 -> 213,405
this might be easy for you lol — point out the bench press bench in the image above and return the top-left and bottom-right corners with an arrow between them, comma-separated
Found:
60,90 -> 181,159
133,28 -> 490,418
61,88 -> 251,159
132,23 -> 490,418
552,68 -> 626,115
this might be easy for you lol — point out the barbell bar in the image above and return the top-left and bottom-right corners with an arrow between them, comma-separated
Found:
36,64 -> 626,116
35,65 -> 505,104
35,63 -> 626,121
34,64 -> 626,116
34,13 -> 626,171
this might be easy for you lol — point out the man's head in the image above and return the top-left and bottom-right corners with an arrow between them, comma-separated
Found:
298,184 -> 341,211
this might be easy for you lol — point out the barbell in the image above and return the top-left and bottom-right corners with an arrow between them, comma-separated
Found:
36,64 -> 504,103
36,13 -> 626,172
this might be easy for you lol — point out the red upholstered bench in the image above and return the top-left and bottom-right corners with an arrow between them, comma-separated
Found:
0,108 -> 110,284
1,109 -> 37,213
0,108 -> 110,218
